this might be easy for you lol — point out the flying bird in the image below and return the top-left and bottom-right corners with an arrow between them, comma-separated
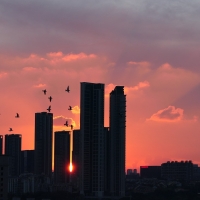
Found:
15,113 -> 19,118
9,128 -> 13,131
68,106 -> 72,111
64,121 -> 68,127
65,86 -> 70,93
47,106 -> 51,112
42,89 -> 47,95
48,96 -> 52,102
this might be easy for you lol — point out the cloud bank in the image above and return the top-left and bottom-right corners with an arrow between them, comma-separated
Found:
148,106 -> 184,122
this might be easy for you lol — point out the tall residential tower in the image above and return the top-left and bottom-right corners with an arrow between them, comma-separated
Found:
54,131 -> 70,184
80,82 -> 105,197
5,134 -> 22,176
109,86 -> 126,197
34,112 -> 53,177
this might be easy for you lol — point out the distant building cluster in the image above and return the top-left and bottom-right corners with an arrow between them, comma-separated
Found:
126,160 -> 200,182
0,82 -> 126,199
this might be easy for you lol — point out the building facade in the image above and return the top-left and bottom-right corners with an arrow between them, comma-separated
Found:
80,82 -> 105,197
0,156 -> 9,200
104,127 -> 110,195
140,166 -> 161,179
5,134 -> 21,176
161,161 -> 194,181
0,136 -> 3,155
54,131 -> 70,184
72,129 -> 80,184
109,86 -> 126,197
34,112 -> 53,177
21,150 -> 34,174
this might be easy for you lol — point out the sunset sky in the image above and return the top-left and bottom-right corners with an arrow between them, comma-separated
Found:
1,0 -> 200,171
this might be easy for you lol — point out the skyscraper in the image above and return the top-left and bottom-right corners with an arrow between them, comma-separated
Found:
80,82 -> 105,197
34,112 -> 53,177
5,134 -> 22,176
104,127 -> 110,195
54,131 -> 70,184
109,86 -> 126,197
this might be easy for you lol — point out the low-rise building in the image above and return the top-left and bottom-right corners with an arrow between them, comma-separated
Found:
161,161 -> 193,181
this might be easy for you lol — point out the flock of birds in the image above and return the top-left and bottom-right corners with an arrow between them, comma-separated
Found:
8,86 -> 74,132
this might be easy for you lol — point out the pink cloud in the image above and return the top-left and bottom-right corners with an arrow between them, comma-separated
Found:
62,53 -> 96,62
105,83 -> 116,97
127,61 -> 150,67
124,81 -> 150,93
47,52 -> 63,57
0,72 -> 7,78
105,81 -> 150,97
23,67 -> 37,72
148,106 -> 184,122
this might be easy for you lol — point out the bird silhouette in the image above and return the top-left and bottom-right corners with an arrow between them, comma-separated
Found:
42,89 -> 47,95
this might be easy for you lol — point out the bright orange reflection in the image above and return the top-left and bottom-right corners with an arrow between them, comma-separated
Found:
69,163 -> 73,172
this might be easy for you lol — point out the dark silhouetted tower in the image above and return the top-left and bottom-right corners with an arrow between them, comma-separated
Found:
54,131 -> 70,184
5,134 -> 22,176
72,129 -> 80,181
34,112 -> 53,177
109,86 -> 126,197
80,82 -> 105,197
21,150 -> 34,174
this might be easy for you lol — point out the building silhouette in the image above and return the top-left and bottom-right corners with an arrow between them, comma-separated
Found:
109,86 -> 126,197
0,155 -> 9,200
80,82 -> 105,197
54,131 -> 70,184
0,135 -> 2,155
140,166 -> 161,179
104,127 -> 110,195
21,150 -> 34,174
72,129 -> 80,183
34,112 -> 53,177
161,161 -> 193,181
5,134 -> 22,177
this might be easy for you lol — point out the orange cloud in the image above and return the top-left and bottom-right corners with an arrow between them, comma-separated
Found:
72,106 -> 80,114
53,115 -> 76,128
33,83 -> 46,88
148,106 -> 184,122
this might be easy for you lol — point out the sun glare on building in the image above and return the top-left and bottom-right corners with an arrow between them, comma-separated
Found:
69,163 -> 73,172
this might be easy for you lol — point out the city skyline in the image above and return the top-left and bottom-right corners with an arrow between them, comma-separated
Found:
1,0 -> 200,172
